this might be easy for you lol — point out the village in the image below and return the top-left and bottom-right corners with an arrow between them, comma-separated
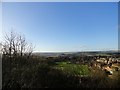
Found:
92,55 -> 120,76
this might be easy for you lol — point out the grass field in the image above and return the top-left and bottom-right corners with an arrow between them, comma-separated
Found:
52,61 -> 90,76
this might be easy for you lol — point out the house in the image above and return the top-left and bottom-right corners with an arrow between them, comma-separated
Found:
103,66 -> 113,75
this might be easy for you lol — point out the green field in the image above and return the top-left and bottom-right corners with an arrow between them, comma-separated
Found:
52,61 -> 90,76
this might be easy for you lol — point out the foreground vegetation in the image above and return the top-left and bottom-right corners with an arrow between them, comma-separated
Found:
2,55 -> 120,88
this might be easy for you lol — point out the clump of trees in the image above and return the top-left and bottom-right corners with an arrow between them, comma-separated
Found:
1,31 -> 33,58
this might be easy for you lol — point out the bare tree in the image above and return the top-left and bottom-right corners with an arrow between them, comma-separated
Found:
2,31 -> 15,57
25,43 -> 34,58
1,30 -> 34,58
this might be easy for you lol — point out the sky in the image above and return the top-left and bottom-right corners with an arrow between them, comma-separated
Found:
1,0 -> 120,2
2,2 -> 118,52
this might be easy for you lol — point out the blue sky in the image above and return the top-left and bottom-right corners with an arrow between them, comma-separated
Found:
2,2 -> 118,52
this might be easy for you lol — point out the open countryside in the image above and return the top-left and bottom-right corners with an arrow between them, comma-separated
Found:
1,2 -> 119,88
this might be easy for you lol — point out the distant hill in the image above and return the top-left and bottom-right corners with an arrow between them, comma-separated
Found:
33,50 -> 119,57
